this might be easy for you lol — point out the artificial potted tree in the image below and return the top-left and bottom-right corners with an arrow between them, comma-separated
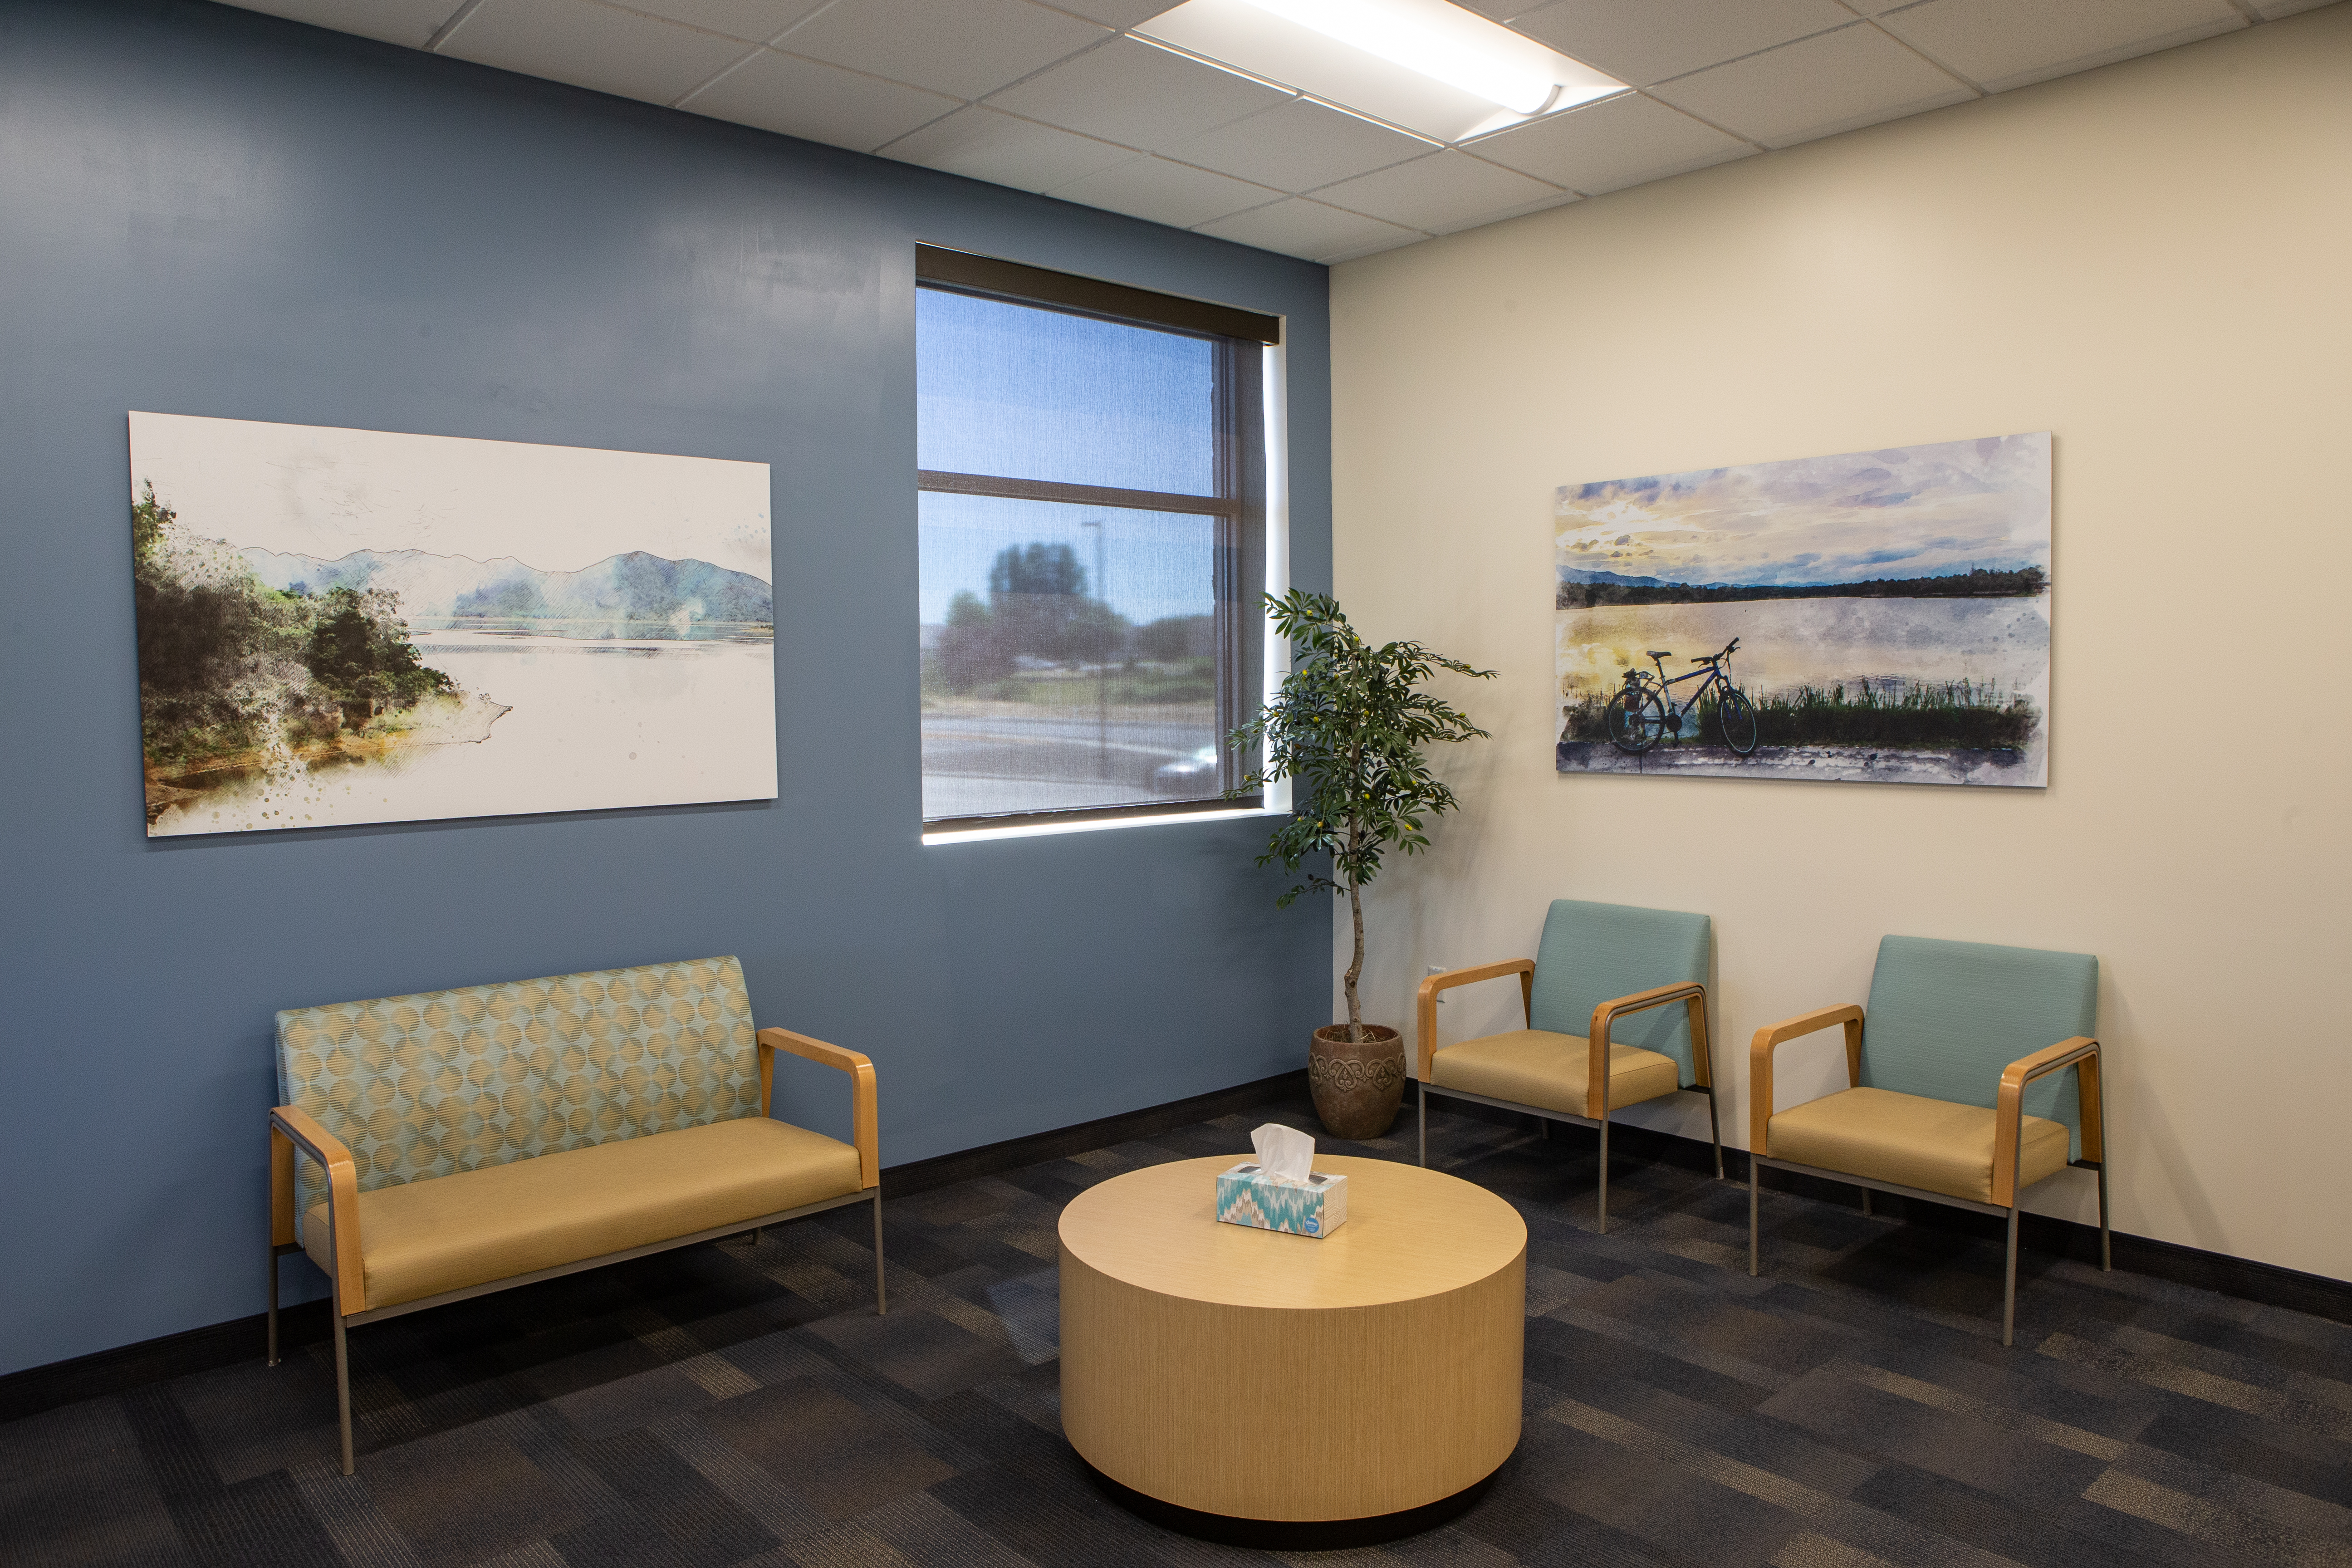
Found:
1231,591 -> 1494,1139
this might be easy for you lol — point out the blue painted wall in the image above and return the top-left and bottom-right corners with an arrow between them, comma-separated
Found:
0,0 -> 1332,1377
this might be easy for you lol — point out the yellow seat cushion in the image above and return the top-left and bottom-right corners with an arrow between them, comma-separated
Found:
1429,1029 -> 1682,1117
307,1116 -> 862,1310
1767,1086 -> 2069,1204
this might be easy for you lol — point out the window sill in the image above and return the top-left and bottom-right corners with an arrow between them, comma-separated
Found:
921,805 -> 1284,847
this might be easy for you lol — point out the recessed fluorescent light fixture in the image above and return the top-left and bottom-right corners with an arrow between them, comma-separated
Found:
1137,0 -> 1626,144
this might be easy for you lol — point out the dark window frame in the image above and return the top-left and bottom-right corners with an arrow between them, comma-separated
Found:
915,247 -> 1271,834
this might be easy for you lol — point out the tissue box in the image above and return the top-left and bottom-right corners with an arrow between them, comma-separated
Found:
1214,1162 -> 1348,1238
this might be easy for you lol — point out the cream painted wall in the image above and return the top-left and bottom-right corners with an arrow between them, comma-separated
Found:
1327,8 -> 2352,1283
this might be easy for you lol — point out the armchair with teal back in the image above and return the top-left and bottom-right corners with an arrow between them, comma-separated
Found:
1417,899 -> 1719,1232
1749,935 -> 2107,1346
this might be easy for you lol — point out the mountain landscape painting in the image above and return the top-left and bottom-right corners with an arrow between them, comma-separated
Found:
127,412 -> 775,835
1557,433 -> 2052,787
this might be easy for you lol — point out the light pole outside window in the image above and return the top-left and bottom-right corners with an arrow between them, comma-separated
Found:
1080,517 -> 1107,779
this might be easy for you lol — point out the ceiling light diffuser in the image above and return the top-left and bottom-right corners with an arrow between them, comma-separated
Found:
1137,0 -> 1626,144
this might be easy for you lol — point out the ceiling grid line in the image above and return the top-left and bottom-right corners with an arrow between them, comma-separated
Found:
1858,17 -> 1992,98
423,0 -> 486,51
668,44 -> 772,110
864,33 -> 1151,155
1568,90 -> 1768,158
223,0 -> 2333,265
1628,19 -> 1878,91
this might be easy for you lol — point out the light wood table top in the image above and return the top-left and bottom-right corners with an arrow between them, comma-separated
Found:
1058,1154 -> 1526,1310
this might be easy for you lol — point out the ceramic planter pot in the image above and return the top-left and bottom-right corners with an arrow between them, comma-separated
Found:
1308,1024 -> 1406,1140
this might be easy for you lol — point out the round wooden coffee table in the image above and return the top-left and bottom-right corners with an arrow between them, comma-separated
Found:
1058,1153 -> 1525,1542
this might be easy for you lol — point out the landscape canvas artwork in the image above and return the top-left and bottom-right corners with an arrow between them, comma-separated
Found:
128,412 -> 776,836
1557,433 -> 2051,787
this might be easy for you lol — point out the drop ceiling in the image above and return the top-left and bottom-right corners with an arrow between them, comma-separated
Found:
225,0 -> 2336,263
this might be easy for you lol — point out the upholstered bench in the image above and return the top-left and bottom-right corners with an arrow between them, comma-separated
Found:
266,956 -> 881,1474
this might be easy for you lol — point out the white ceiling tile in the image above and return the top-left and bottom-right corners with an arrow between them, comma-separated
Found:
1319,233 -> 1426,263
1161,98 -> 1433,193
220,0 -> 463,48
880,106 -> 1135,191
1048,155 -> 1281,227
1469,92 -> 1753,195
441,0 -> 752,103
1426,188 -> 1580,236
985,37 -> 1293,150
1310,150 -> 1564,232
683,48 -> 960,149
1508,0 -> 1857,88
615,0 -> 829,45
1647,23 -> 1974,148
2244,0 -> 2342,15
1045,0 -> 1185,24
775,0 -> 1108,102
1192,198 -> 1422,261
1877,0 -> 2244,94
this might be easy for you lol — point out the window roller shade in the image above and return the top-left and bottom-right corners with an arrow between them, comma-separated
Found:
916,245 -> 1282,347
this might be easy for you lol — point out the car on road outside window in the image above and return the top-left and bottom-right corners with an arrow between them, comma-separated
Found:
1149,745 -> 1220,796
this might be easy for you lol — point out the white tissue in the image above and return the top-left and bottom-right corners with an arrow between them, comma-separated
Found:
1250,1122 -> 1316,1185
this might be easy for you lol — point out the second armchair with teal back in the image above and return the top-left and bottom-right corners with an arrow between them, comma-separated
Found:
1750,934 -> 2107,1345
1417,898 -> 1719,1231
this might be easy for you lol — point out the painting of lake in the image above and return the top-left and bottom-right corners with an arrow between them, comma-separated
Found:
127,412 -> 775,835
1557,433 -> 2051,787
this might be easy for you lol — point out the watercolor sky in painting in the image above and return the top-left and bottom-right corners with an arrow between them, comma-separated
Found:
1557,433 -> 2049,588
127,413 -> 770,579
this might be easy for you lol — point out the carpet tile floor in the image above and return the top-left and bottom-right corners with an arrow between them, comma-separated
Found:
5,1090 -> 2348,1567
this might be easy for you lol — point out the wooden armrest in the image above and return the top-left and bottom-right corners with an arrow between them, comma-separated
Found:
270,1106 -> 365,1310
757,1027 -> 880,1190
1747,1003 -> 1865,1156
1586,981 -> 1710,1118
1992,1036 -> 2100,1204
1414,958 -> 1534,1078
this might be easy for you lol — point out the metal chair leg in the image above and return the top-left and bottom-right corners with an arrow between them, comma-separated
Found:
1861,1187 -> 1872,1219
1596,1114 -> 1609,1235
1748,1160 -> 1760,1277
2097,1164 -> 2112,1272
331,1298 -> 354,1476
1705,1088 -> 1723,1180
266,1246 -> 280,1367
2002,1206 -> 2020,1348
1417,1083 -> 1427,1167
871,1190 -> 888,1316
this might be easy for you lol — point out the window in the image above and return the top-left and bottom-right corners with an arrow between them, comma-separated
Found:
916,247 -> 1276,832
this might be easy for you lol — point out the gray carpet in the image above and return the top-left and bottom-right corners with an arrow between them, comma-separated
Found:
5,1090 -> 2348,1567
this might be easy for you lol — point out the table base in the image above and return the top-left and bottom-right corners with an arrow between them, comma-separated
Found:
1077,1449 -> 1513,1550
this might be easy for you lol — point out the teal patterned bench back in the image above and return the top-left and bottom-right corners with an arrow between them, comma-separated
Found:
276,956 -> 761,1230
1528,899 -> 1713,1083
1861,936 -> 2098,1160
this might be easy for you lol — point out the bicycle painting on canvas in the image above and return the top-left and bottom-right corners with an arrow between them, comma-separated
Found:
1555,433 -> 2052,788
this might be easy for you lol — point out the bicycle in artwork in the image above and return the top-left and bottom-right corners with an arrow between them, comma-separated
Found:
1603,638 -> 1759,756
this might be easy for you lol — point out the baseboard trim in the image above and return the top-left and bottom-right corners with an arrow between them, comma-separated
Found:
1431,1092 -> 2352,1325
0,1070 -> 1308,1423
0,1300 -> 334,1425
876,1068 -> 1307,1200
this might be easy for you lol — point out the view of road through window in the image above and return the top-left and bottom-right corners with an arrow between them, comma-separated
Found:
918,495 -> 1220,818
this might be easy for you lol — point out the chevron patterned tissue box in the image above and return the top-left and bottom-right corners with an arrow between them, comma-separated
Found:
1215,1163 -> 1348,1238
